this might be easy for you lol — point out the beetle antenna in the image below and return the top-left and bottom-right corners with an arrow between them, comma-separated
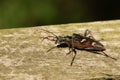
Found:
41,29 -> 58,39
41,36 -> 56,43
47,46 -> 57,52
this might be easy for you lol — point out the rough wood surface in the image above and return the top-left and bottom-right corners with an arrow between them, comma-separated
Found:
0,20 -> 120,80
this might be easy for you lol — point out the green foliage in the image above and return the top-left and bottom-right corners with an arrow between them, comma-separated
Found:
0,0 -> 119,29
0,0 -> 58,28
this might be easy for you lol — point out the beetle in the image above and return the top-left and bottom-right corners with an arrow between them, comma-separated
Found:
41,29 -> 117,66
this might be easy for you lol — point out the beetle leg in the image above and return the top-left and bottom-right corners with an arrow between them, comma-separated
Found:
70,49 -> 77,66
87,51 -> 117,60
102,52 -> 117,60
66,46 -> 77,66
84,29 -> 95,40
66,48 -> 72,55
72,34 -> 75,49
68,34 -> 77,66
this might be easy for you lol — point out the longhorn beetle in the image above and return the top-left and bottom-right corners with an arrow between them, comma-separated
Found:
41,29 -> 117,66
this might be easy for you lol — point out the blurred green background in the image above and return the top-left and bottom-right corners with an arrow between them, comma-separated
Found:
0,0 -> 120,29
